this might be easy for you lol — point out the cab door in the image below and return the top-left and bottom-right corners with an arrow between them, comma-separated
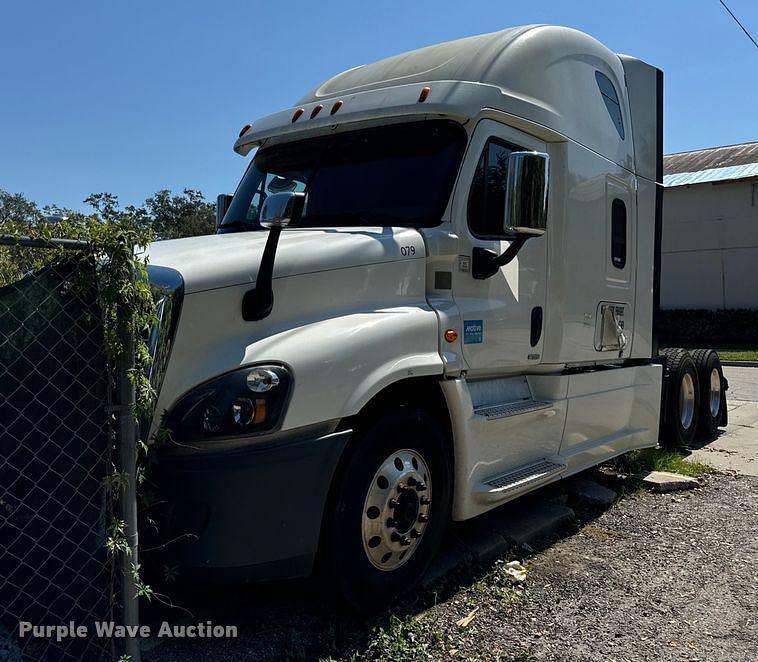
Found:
450,120 -> 549,375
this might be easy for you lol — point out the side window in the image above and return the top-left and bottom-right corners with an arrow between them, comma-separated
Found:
611,198 -> 626,269
468,139 -> 520,237
595,71 -> 625,140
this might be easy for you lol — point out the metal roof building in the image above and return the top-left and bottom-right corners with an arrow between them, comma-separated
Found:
664,141 -> 758,187
662,141 -> 758,310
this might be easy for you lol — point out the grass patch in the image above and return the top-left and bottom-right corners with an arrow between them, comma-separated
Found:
357,613 -> 443,661
609,448 -> 716,478
349,559 -> 530,661
469,559 -> 527,608
717,349 -> 758,361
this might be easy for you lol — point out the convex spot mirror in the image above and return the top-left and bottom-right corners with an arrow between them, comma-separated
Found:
504,151 -> 549,236
260,191 -> 305,229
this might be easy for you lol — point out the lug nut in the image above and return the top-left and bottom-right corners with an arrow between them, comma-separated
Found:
420,496 -> 431,505
410,528 -> 420,539
418,514 -> 429,523
415,482 -> 427,492
386,517 -> 395,528
397,482 -> 406,492
391,532 -> 411,546
388,498 -> 399,509
407,476 -> 417,486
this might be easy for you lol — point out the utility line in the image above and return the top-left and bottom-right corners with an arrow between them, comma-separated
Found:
719,0 -> 758,50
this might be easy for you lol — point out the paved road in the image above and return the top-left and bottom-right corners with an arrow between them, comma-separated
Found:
723,365 -> 758,402
688,366 -> 758,475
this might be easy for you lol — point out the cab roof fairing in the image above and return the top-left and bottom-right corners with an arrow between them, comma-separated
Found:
234,25 -> 642,174
232,80 -> 499,156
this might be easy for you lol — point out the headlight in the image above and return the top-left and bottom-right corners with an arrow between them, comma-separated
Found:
165,365 -> 291,442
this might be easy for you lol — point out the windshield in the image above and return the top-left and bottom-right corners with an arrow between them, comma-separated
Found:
218,120 -> 466,232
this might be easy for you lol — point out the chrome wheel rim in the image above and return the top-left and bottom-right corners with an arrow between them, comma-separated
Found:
679,372 -> 696,430
709,368 -> 721,418
361,449 -> 432,571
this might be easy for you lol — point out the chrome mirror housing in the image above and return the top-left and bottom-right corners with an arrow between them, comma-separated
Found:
260,192 -> 305,229
504,151 -> 549,236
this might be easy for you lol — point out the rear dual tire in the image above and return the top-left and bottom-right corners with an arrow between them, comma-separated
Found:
661,348 -> 700,448
691,349 -> 726,439
661,348 -> 726,448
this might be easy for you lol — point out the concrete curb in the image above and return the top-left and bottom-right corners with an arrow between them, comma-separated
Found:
721,361 -> 758,367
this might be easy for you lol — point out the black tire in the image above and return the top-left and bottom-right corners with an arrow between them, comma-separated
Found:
661,348 -> 700,449
322,407 -> 451,612
690,349 -> 726,439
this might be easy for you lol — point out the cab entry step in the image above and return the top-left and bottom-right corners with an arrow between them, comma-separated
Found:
474,459 -> 565,503
473,399 -> 552,420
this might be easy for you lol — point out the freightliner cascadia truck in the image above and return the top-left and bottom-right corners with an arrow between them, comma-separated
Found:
145,25 -> 728,610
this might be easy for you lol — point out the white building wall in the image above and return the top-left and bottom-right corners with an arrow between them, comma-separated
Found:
661,179 -> 758,309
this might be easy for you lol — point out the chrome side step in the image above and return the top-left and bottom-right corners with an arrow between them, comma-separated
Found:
473,399 -> 552,420
474,459 -> 565,503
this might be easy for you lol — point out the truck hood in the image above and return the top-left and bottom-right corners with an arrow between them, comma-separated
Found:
145,227 -> 427,294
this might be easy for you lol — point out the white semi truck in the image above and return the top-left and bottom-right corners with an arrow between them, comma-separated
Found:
145,25 -> 728,609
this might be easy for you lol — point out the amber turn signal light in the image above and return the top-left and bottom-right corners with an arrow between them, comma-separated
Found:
444,329 -> 458,343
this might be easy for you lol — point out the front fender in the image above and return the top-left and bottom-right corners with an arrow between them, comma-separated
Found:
249,306 -> 443,429
152,257 -> 442,436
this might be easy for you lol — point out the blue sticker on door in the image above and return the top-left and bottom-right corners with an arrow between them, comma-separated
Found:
463,320 -> 483,344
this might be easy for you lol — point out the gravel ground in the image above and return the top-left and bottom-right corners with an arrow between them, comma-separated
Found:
427,473 -> 758,662
143,472 -> 758,662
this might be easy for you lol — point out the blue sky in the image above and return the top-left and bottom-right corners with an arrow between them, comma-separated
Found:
1,0 -> 756,211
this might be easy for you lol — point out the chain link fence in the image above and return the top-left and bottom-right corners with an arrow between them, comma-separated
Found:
0,237 -> 140,661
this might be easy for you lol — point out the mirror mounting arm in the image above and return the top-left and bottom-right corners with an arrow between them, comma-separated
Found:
241,191 -> 304,321
471,234 -> 530,280
242,226 -> 283,321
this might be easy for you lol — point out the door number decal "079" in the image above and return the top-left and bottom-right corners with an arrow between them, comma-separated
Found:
400,245 -> 417,257
463,320 -> 483,344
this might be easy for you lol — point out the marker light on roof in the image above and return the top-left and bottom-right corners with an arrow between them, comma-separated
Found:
418,86 -> 431,102
291,108 -> 304,122
238,123 -> 252,138
310,104 -> 324,118
330,100 -> 343,115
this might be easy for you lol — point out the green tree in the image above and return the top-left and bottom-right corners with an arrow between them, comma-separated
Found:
1,187 -> 217,241
143,188 -> 215,240
0,190 -> 40,223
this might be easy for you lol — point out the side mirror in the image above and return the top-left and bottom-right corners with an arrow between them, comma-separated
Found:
472,151 -> 549,280
216,194 -> 234,228
504,151 -> 549,236
260,192 -> 305,229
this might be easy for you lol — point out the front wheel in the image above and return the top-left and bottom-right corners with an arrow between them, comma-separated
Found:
322,407 -> 451,611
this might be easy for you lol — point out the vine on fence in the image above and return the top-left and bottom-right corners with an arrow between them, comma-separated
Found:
0,212 -> 157,609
